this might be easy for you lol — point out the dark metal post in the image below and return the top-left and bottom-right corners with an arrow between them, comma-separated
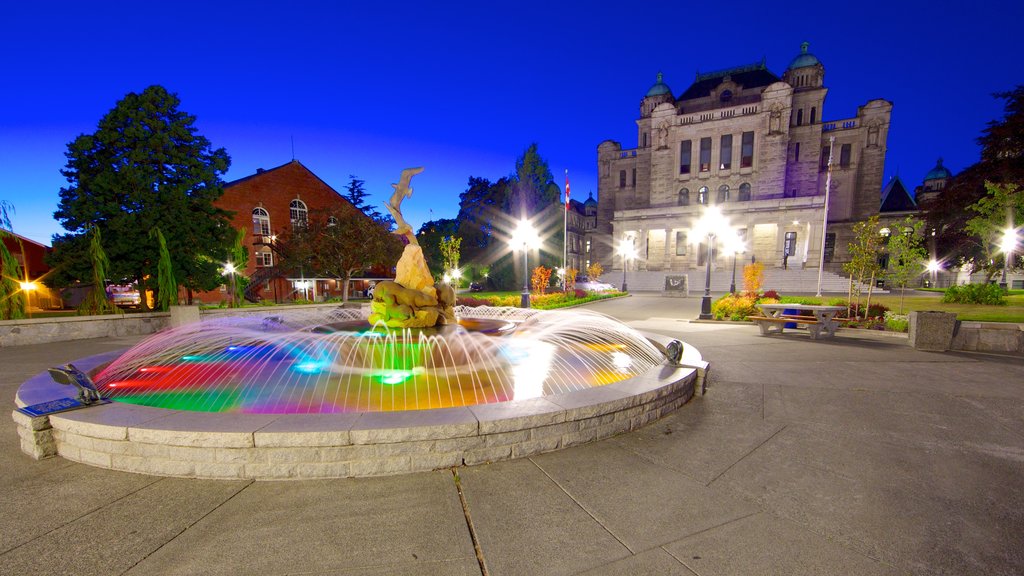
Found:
520,246 -> 530,308
729,251 -> 737,294
621,253 -> 628,292
699,233 -> 714,319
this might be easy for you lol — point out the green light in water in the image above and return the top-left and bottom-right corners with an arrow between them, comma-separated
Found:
374,369 -> 416,385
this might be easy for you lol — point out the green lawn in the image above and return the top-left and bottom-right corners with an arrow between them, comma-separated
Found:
784,293 -> 1024,323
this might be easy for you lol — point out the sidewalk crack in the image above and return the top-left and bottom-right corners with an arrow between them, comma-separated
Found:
706,425 -> 788,487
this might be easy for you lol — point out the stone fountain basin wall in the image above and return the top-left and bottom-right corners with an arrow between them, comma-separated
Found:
13,334 -> 705,480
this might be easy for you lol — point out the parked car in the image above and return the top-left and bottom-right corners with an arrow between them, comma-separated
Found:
469,282 -> 484,292
574,276 -> 616,292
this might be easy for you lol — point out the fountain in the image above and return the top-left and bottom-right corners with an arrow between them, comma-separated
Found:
12,168 -> 708,479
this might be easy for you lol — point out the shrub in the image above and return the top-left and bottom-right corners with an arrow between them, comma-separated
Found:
574,288 -> 587,298
711,294 -> 759,320
942,283 -> 1007,305
884,312 -> 909,332
587,262 -> 604,280
531,266 -> 552,294
743,262 -> 764,293
761,289 -> 780,300
456,296 -> 493,307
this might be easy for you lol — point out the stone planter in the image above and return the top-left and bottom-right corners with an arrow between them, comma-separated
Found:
908,311 -> 958,351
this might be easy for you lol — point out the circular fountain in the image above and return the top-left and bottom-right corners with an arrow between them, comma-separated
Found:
13,305 -> 705,479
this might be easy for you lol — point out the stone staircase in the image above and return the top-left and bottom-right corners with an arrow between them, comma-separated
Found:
611,267 -> 886,295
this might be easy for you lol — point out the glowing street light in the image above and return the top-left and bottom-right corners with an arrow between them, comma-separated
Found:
509,219 -> 540,308
19,281 -> 37,318
222,262 -> 237,307
926,259 -> 942,289
617,239 -> 637,292
692,206 -> 729,320
999,227 -> 1018,290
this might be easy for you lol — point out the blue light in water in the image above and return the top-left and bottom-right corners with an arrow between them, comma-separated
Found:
293,360 -> 327,374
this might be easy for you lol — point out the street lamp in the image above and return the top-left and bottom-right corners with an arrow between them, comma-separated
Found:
727,232 -> 746,294
19,281 -> 37,319
509,219 -> 540,308
692,206 -> 729,320
617,239 -> 636,292
1000,227 -> 1018,290
926,259 -> 941,289
223,262 -> 237,307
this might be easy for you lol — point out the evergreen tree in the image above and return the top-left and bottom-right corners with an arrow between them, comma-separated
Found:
79,227 -> 117,316
49,85 -> 233,308
150,228 -> 177,311
344,174 -> 391,227
229,227 -> 250,305
0,201 -> 27,320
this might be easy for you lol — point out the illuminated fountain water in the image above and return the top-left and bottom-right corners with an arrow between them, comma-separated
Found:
12,167 -> 707,479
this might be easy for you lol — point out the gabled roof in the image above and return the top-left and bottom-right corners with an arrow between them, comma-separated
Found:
679,61 -> 780,101
880,177 -> 917,212
1,229 -> 51,249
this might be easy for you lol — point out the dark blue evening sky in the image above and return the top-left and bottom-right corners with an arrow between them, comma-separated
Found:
2,1 -> 1022,245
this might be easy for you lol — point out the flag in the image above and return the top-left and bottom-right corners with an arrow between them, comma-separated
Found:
565,170 -> 570,210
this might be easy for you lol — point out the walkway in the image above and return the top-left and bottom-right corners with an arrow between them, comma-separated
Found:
1,294 -> 1022,575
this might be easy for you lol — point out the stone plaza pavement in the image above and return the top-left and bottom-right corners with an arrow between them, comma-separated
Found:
1,294 -> 1022,576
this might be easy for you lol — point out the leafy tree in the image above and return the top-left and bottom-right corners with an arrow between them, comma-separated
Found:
884,217 -> 928,313
79,227 -> 117,316
439,235 -> 462,287
564,267 -> 578,291
150,228 -> 176,311
925,86 -> 1024,266
531,265 -> 552,294
415,218 -> 459,279
843,216 -> 884,318
229,227 -> 250,306
277,207 -> 402,302
587,262 -> 604,280
343,174 -> 391,227
0,201 -> 27,320
49,85 -> 233,309
964,182 -> 1022,278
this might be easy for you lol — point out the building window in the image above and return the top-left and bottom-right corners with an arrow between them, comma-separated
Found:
740,132 -> 754,168
717,185 -> 729,204
821,145 -> 831,170
642,132 -> 648,148
794,142 -> 801,162
256,251 -> 273,267
720,134 -> 732,170
697,186 -> 709,205
720,90 -> 732,103
679,140 -> 692,174
631,168 -> 636,187
810,107 -> 817,124
738,183 -> 751,201
840,143 -> 852,168
824,232 -> 835,263
784,231 -> 797,256
290,199 -> 308,228
327,216 -> 338,226
796,109 -> 803,126
677,188 -> 690,206
252,207 -> 270,236
619,170 -> 626,188
699,137 -> 712,172
675,231 -> 687,255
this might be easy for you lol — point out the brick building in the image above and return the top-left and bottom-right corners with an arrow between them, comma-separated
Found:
1,231 -> 62,309
196,160 -> 385,304
596,43 -> 894,282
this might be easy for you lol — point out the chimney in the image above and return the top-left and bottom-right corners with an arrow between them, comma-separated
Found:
256,168 -> 265,174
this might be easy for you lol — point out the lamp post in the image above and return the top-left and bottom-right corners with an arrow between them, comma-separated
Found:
223,263 -> 237,308
729,234 -> 746,294
509,219 -> 539,308
693,206 -> 728,320
926,259 -> 941,289
617,240 -> 635,292
1000,227 -> 1017,291
19,281 -> 37,319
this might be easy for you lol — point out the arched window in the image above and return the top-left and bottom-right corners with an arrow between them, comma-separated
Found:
252,207 -> 270,236
796,109 -> 803,126
738,183 -> 751,201
677,188 -> 690,206
327,216 -> 338,227
290,199 -> 307,228
697,186 -> 709,205
810,107 -> 817,124
717,185 -> 730,204
720,90 -> 732,103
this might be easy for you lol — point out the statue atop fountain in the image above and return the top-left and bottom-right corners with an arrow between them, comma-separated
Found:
369,167 -> 456,328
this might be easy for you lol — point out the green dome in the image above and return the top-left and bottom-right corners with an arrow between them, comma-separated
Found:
925,158 -> 952,181
645,72 -> 672,97
584,192 -> 597,207
787,42 -> 821,70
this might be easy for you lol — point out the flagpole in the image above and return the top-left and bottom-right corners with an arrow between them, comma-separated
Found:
563,169 -> 569,290
816,135 -> 835,297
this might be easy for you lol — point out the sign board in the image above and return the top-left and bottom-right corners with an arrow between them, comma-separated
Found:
663,275 -> 689,298
16,398 -> 111,418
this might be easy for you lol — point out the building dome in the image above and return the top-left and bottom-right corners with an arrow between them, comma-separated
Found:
924,158 -> 952,181
787,42 -> 821,70
584,192 -> 597,208
645,72 -> 672,97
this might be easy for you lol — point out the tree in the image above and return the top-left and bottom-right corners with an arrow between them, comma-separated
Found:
150,228 -> 177,311
843,216 -> 884,318
531,265 -> 552,294
277,207 -> 402,302
884,217 -> 928,313
229,227 -> 250,306
49,85 -> 233,309
964,182 -> 1022,278
344,174 -> 391,227
79,227 -> 117,316
587,262 -> 604,280
439,235 -> 462,287
925,86 -> 1024,267
0,201 -> 27,320
415,218 -> 459,279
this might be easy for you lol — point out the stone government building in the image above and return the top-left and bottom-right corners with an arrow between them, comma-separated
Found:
594,43 -> 903,288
